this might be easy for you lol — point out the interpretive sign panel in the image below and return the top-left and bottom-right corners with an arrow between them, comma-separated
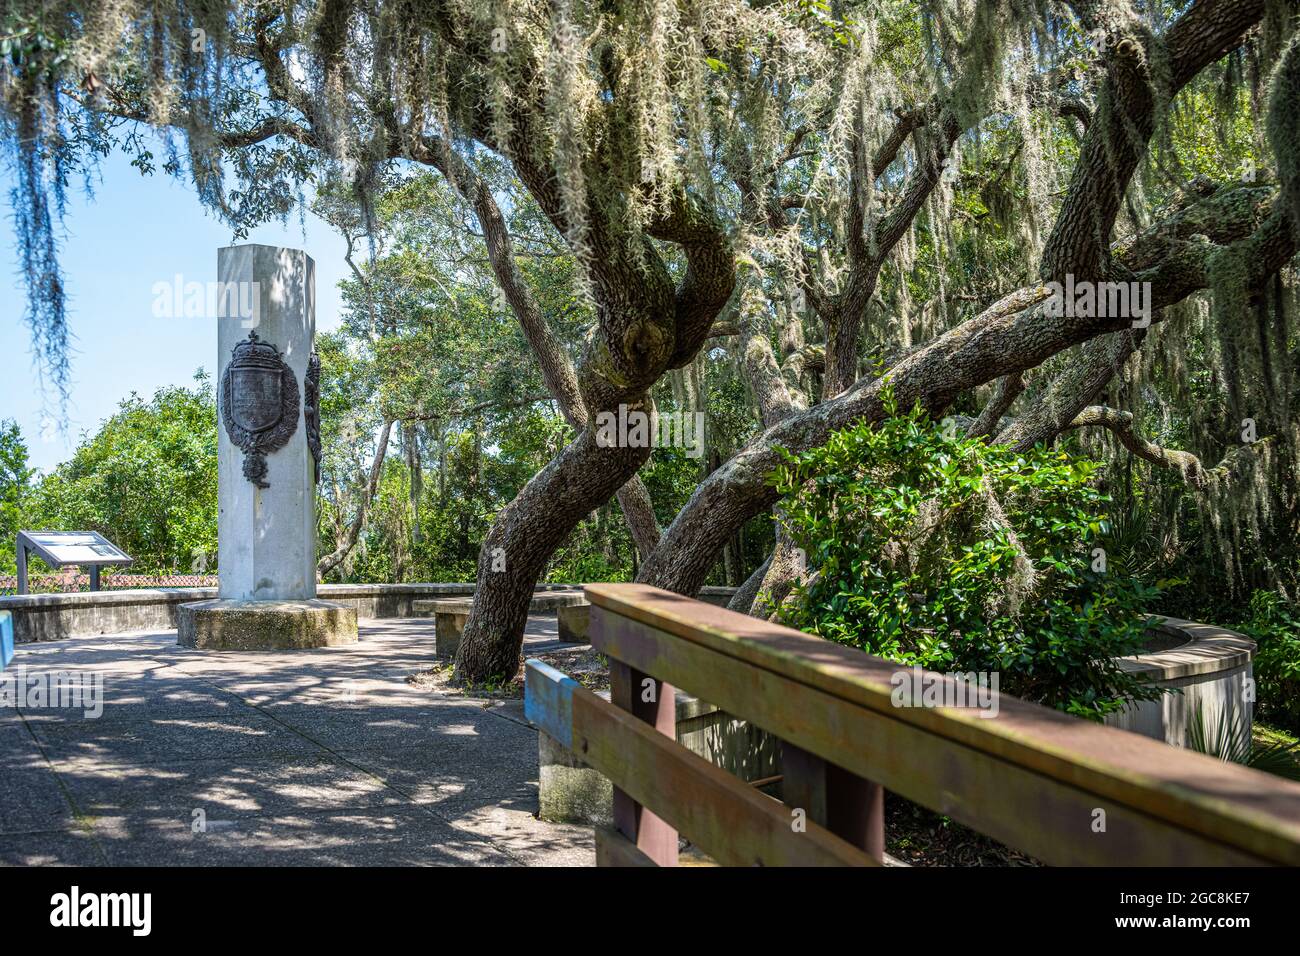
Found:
15,531 -> 134,595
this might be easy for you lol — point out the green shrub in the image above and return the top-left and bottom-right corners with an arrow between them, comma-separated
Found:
1238,590 -> 1300,733
771,392 -> 1162,721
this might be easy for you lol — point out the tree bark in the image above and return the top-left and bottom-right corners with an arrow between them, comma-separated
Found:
751,517 -> 806,619
727,552 -> 773,615
638,189 -> 1297,596
454,423 -> 655,679
996,331 -> 1144,451
1041,0 -> 1267,281
411,134 -> 663,562
967,372 -> 1025,440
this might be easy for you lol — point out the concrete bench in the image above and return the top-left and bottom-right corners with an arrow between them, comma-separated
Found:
413,591 -> 590,657
556,603 -> 591,644
414,586 -> 742,657
554,586 -> 739,646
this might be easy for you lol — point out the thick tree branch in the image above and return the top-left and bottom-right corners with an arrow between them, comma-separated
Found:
967,372 -> 1025,440
1062,406 -> 1273,489
997,330 -> 1144,451
1042,0 -> 1266,281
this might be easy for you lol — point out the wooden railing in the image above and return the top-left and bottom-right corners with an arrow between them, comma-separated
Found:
524,583 -> 1300,867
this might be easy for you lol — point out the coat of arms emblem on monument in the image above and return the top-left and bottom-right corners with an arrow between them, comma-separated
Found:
220,330 -> 300,489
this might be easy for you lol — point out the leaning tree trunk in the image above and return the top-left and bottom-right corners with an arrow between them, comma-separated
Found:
727,552 -> 772,614
422,135 -> 664,563
751,514 -> 806,619
453,423 -> 653,680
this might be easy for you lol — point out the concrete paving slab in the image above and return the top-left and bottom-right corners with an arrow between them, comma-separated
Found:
29,712 -> 327,764
7,637 -> 177,674
445,803 -> 596,867
92,806 -> 517,867
18,678 -> 247,725
0,724 -> 47,770
0,617 -> 595,866
200,675 -> 452,710
0,828 -> 106,866
0,767 -> 77,835
263,700 -> 513,754
52,754 -> 406,821
337,746 -> 537,809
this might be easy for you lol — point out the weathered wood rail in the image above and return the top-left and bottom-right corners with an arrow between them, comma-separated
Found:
524,583 -> 1300,867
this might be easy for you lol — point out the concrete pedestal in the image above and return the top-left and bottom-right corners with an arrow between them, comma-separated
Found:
178,599 -> 357,650
557,604 -> 590,643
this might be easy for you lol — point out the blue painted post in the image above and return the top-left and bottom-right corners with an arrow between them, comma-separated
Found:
523,658 -> 577,747
0,610 -> 13,671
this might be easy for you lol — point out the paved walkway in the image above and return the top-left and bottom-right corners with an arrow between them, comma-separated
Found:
0,618 -> 595,866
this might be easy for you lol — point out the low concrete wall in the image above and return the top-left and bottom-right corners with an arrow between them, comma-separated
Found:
0,584 -> 478,643
696,587 -> 740,607
1104,616 -> 1256,749
0,582 -> 738,644
2,587 -> 218,643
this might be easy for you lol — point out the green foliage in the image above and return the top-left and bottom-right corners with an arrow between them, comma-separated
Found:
23,375 -> 218,574
1187,704 -> 1300,781
1237,590 -> 1300,733
1267,34 -> 1300,233
771,391 -> 1162,721
0,420 -> 35,573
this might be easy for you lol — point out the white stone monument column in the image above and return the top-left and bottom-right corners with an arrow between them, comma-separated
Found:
178,244 -> 357,649
216,244 -> 316,601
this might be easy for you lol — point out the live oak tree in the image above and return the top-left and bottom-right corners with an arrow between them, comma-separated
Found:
3,0 -> 1298,682
315,168 -> 637,581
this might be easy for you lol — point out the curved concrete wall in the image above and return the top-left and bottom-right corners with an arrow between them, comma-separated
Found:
0,584 -> 738,643
1104,616 -> 1256,749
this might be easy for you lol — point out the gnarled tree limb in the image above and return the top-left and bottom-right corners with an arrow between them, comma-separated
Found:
1062,406 -> 1273,489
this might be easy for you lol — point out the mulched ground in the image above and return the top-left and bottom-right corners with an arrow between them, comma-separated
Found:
408,644 -> 610,699
885,795 -> 1042,866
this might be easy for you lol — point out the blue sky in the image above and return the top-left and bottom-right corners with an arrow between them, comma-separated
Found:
1,148 -> 351,473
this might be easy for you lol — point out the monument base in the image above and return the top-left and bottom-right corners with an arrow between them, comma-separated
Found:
177,599 -> 358,650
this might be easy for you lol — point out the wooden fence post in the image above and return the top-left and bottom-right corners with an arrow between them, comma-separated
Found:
609,658 -> 679,865
783,742 -> 884,862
